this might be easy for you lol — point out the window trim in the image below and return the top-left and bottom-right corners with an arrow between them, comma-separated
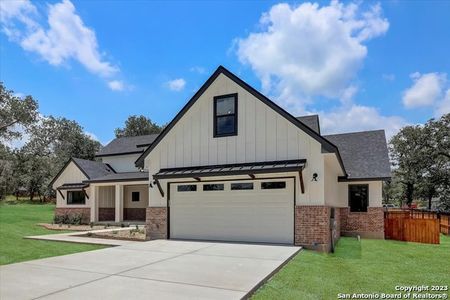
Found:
348,184 -> 369,213
177,184 -> 197,192
213,93 -> 238,138
261,181 -> 287,190
67,190 -> 86,205
203,183 -> 225,191
230,182 -> 254,190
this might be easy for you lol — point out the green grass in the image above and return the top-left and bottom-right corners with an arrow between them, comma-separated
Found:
253,236 -> 450,299
0,203 -> 106,265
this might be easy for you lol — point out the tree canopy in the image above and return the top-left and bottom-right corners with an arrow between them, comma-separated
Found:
115,115 -> 163,138
389,113 -> 450,210
0,82 -> 38,140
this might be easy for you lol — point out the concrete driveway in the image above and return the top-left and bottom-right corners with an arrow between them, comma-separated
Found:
0,240 -> 301,300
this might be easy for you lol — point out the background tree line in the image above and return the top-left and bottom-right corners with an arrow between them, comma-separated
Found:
0,82 -> 163,201
385,113 -> 450,211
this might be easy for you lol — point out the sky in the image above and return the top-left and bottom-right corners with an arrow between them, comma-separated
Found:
1,0 -> 449,146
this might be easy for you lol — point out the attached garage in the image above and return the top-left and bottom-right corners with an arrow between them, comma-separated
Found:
169,178 -> 295,244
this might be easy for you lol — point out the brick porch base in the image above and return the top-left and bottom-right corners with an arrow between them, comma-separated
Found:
54,208 -> 90,224
145,207 -> 167,240
98,208 -> 115,222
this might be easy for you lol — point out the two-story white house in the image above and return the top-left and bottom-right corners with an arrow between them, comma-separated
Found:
51,66 -> 391,251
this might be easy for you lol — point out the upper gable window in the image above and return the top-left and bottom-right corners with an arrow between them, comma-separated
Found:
214,94 -> 238,137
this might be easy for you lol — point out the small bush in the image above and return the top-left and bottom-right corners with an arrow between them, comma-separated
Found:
89,222 -> 94,228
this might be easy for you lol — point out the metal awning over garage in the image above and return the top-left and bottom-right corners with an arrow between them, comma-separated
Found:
153,159 -> 306,179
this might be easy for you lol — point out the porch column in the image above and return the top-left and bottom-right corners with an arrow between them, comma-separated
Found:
90,185 -> 98,222
115,184 -> 124,222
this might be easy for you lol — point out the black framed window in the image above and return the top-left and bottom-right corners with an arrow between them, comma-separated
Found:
67,191 -> 85,205
203,184 -> 224,191
132,191 -> 140,202
177,185 -> 197,192
214,94 -> 237,137
261,182 -> 286,189
348,185 -> 369,212
231,183 -> 254,190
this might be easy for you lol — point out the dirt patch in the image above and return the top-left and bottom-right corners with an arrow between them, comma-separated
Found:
38,223 -> 119,231
85,228 -> 147,241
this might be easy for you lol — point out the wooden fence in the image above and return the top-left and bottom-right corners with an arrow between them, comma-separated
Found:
384,209 -> 443,244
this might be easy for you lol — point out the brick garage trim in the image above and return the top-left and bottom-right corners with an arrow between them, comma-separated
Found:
54,208 -> 90,224
295,206 -> 332,252
146,207 -> 167,240
124,208 -> 146,221
339,207 -> 384,239
98,208 -> 115,222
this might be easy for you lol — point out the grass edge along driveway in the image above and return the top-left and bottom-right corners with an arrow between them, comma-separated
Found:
0,203 -> 106,265
253,235 -> 450,299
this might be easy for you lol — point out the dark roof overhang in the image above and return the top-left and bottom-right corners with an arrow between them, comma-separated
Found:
56,183 -> 89,190
84,172 -> 149,184
338,176 -> 392,182
135,66 -> 347,176
153,159 -> 306,180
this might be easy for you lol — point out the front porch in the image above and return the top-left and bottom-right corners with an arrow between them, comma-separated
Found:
90,181 -> 149,223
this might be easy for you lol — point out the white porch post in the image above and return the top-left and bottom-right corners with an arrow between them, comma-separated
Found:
115,184 -> 124,222
90,185 -> 98,222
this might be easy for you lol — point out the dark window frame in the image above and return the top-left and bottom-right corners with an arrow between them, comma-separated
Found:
261,181 -> 287,190
213,93 -> 238,138
67,190 -> 85,205
348,184 -> 369,212
231,182 -> 254,190
177,185 -> 197,192
131,191 -> 140,202
203,184 -> 225,191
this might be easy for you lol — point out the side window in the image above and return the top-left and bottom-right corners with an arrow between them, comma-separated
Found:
67,191 -> 85,205
203,184 -> 224,191
177,185 -> 197,192
348,185 -> 369,212
214,94 -> 237,137
261,182 -> 286,189
231,183 -> 254,190
132,191 -> 140,202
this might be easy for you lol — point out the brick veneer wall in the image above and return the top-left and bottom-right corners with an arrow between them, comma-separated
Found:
54,208 -> 90,224
124,208 -> 146,221
339,207 -> 384,239
295,206 -> 332,252
98,208 -> 115,222
146,207 -> 167,240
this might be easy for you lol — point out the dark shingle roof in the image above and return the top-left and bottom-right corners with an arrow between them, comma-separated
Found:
96,134 -> 159,157
72,158 -> 114,179
324,130 -> 391,180
296,115 -> 320,134
84,171 -> 149,183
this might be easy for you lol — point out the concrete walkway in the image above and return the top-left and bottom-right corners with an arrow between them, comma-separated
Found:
0,240 -> 301,300
24,227 -> 141,246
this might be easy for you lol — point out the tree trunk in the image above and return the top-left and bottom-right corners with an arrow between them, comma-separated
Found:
406,183 -> 414,207
428,195 -> 432,210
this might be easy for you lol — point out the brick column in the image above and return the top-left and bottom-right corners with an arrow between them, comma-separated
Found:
146,207 -> 167,240
295,206 -> 332,252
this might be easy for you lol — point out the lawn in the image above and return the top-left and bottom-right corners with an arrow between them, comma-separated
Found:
253,235 -> 450,299
0,203 -> 105,265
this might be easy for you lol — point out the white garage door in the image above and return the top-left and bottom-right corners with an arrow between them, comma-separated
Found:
170,178 -> 294,244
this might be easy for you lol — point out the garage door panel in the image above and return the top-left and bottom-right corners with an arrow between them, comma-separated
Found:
170,179 -> 294,244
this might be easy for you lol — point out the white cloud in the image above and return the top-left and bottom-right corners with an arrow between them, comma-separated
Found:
84,131 -> 98,141
0,0 -> 125,89
382,73 -> 395,81
166,78 -> 186,91
190,66 -> 207,74
436,89 -> 450,117
236,1 -> 389,108
319,104 -> 407,139
402,72 -> 447,108
108,80 -> 125,91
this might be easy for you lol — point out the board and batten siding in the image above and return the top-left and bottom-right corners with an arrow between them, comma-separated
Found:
52,162 -> 90,208
101,154 -> 141,172
145,73 -> 331,207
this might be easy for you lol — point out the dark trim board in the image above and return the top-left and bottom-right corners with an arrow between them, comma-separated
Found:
338,176 -> 391,182
166,176 -> 297,244
95,151 -> 144,158
135,65 -> 347,176
84,177 -> 149,184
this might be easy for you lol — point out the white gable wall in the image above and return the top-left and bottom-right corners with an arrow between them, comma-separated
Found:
101,153 -> 141,172
52,161 -> 90,208
144,73 -> 329,207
